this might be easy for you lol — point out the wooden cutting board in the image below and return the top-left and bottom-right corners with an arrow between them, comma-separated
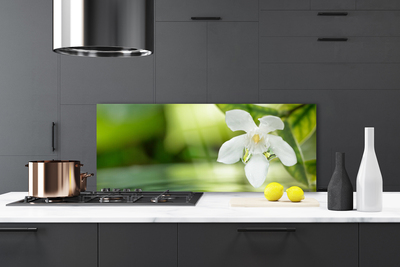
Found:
230,197 -> 320,207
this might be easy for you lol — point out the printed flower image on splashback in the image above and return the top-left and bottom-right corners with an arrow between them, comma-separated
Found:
97,104 -> 317,192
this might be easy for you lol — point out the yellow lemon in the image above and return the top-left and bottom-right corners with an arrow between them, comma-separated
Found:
286,186 -> 305,202
264,182 -> 284,201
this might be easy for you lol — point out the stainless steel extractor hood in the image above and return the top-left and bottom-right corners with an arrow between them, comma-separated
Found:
53,0 -> 154,57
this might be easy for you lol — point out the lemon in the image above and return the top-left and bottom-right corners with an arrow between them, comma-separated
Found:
286,186 -> 305,202
264,182 -> 284,201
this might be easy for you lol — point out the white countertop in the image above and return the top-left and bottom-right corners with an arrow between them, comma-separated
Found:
1,192 -> 400,223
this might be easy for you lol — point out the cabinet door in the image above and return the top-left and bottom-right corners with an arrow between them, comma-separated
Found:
155,22 -> 207,103
359,223 -> 400,267
0,223 -> 97,267
60,56 -> 154,105
178,223 -> 358,267
99,224 -> 177,267
0,0 -> 57,156
208,22 -> 258,103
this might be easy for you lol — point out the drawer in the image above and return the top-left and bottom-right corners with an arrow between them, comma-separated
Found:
0,223 -> 97,267
260,0 -> 355,10
156,0 -> 258,21
311,0 -> 356,10
178,223 -> 358,267
99,224 -> 177,267
357,0 -> 400,10
260,0 -> 310,10
260,63 -> 400,90
260,37 -> 400,63
260,11 -> 400,36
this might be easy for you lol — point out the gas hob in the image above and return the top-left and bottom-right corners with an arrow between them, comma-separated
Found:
6,189 -> 203,206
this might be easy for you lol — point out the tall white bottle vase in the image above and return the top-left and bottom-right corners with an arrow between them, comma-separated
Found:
356,127 -> 383,212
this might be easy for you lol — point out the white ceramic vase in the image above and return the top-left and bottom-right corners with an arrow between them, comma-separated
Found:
356,127 -> 382,212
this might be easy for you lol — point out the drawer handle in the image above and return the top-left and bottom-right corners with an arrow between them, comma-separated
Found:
318,38 -> 348,42
237,228 -> 296,232
0,228 -> 38,232
318,12 -> 348,16
191,17 -> 221,20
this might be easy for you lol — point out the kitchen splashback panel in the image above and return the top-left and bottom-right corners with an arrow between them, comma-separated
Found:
97,104 -> 316,192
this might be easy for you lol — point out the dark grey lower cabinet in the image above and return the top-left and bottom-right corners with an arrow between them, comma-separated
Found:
359,223 -> 400,267
5,222 -> 400,266
178,223 -> 358,267
99,223 -> 177,267
0,223 -> 97,267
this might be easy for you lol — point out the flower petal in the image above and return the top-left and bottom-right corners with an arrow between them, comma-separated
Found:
267,135 -> 297,166
258,116 -> 284,134
244,154 -> 269,188
226,109 -> 257,132
217,134 -> 246,164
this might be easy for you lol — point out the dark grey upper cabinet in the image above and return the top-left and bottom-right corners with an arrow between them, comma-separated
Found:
156,0 -> 258,103
0,0 -> 57,156
156,0 -> 258,21
207,22 -> 259,103
258,7 -> 400,90
60,56 -> 154,104
260,11 -> 400,36
155,22 -> 208,103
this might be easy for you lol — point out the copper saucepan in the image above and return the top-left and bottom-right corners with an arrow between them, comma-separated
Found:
26,160 -> 94,198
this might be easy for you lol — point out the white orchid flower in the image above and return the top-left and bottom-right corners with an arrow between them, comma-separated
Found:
217,109 -> 297,188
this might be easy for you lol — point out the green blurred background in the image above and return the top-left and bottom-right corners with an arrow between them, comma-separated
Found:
97,104 -> 317,192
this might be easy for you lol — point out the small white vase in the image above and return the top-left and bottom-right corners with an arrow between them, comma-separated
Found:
356,127 -> 383,212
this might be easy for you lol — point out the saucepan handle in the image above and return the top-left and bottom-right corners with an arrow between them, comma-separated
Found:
81,173 -> 94,179
80,173 -> 94,192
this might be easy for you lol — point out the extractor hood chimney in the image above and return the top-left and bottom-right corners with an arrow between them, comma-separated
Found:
53,0 -> 154,57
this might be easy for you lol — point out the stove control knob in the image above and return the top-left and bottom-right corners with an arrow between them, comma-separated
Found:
113,188 -> 121,192
101,188 -> 111,192
122,188 -> 131,192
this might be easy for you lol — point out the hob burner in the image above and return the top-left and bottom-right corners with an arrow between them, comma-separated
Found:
100,197 -> 124,203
